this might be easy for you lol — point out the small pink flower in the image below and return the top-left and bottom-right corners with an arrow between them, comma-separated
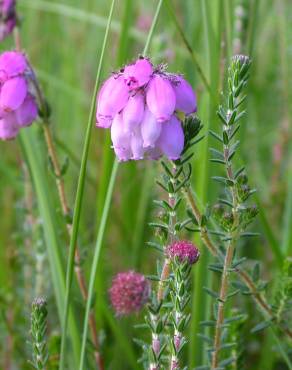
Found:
0,117 -> 18,140
173,76 -> 197,115
0,0 -> 17,42
109,271 -> 150,316
0,76 -> 27,112
146,74 -> 176,122
0,51 -> 38,141
141,107 -> 161,148
157,115 -> 184,160
124,57 -> 153,90
0,51 -> 27,83
131,128 -> 145,160
166,240 -> 200,265
122,92 -> 145,133
96,75 -> 129,128
95,57 -> 197,161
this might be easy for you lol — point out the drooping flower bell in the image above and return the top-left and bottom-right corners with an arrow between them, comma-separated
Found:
109,270 -> 150,316
0,51 -> 38,140
96,56 -> 197,161
0,0 -> 17,41
166,240 -> 200,265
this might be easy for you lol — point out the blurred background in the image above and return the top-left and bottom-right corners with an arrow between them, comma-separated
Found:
0,0 -> 291,369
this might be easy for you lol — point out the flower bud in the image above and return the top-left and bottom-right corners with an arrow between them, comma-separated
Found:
166,240 -> 200,265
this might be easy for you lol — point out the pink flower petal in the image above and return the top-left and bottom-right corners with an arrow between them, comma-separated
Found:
0,77 -> 27,112
124,58 -> 153,91
110,113 -> 131,149
141,108 -> 162,148
0,51 -> 27,82
0,116 -> 19,140
146,74 -> 176,122
96,75 -> 129,127
131,129 -> 145,160
113,146 -> 132,162
173,76 -> 197,115
14,94 -> 38,127
123,92 -> 145,133
157,115 -> 184,160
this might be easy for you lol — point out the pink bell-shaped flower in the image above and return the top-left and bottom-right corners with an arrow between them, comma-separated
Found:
122,92 -> 145,133
173,76 -> 197,115
0,51 -> 39,141
0,0 -> 17,42
141,107 -> 161,148
96,75 -> 129,128
146,74 -> 176,123
131,128 -> 145,160
123,58 -> 153,91
0,51 -> 27,82
157,115 -> 184,160
0,77 -> 27,112
0,116 -> 19,140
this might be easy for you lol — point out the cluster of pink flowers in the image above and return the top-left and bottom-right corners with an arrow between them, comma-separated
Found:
0,51 -> 38,140
109,270 -> 150,316
96,57 -> 197,161
0,0 -> 17,41
166,240 -> 200,265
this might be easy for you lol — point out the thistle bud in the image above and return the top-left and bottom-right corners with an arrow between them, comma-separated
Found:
166,240 -> 200,265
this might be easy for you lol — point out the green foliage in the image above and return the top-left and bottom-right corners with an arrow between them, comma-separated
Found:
29,298 -> 48,370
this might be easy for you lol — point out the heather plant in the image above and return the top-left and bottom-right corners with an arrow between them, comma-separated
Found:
1,1 -> 292,370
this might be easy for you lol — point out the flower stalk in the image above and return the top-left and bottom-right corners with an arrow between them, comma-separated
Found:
211,55 -> 251,369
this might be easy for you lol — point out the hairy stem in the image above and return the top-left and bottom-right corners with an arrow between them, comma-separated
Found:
157,163 -> 177,301
211,243 -> 235,369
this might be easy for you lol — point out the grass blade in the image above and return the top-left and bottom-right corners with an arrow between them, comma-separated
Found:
59,0 -> 118,368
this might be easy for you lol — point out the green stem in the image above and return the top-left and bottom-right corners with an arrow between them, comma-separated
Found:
58,0 -> 117,368
142,0 -> 164,56
78,1 -> 165,368
78,160 -> 118,369
271,328 -> 292,370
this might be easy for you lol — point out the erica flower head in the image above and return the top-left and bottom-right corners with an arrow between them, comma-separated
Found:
0,51 -> 38,140
166,240 -> 200,265
96,56 -> 197,161
0,0 -> 17,41
109,270 -> 150,316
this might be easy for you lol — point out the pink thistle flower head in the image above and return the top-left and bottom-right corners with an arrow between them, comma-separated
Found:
95,57 -> 197,162
109,270 -> 150,316
166,240 -> 200,265
0,51 -> 38,141
0,0 -> 17,41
